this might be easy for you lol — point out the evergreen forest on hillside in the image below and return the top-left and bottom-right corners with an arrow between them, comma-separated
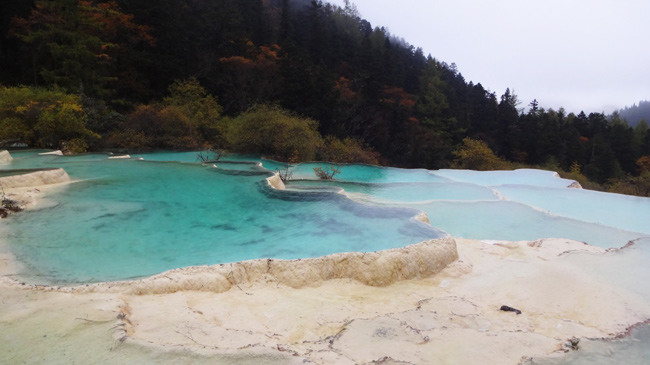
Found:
1,0 -> 649,196
615,101 -> 650,128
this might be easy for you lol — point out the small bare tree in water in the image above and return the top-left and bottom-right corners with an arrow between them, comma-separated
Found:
313,164 -> 341,180
0,186 -> 22,218
276,150 -> 300,183
276,166 -> 293,183
196,148 -> 221,163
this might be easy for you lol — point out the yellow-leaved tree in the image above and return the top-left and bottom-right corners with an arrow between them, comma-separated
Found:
452,137 -> 508,171
223,104 -> 322,162
0,85 -> 99,153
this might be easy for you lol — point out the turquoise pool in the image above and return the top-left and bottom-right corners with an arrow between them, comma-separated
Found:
1,150 -> 648,284
1,151 -> 443,284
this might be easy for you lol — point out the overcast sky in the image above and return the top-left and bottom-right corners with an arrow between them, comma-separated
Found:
328,0 -> 649,114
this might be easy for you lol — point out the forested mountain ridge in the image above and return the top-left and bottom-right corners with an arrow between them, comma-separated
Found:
1,0 -> 649,195
614,100 -> 650,128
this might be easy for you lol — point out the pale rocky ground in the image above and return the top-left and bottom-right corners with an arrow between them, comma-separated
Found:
2,233 -> 648,364
0,168 -> 70,189
1,162 -> 649,364
0,150 -> 13,163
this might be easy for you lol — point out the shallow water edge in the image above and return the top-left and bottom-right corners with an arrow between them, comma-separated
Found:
2,236 -> 458,295
1,158 -> 457,292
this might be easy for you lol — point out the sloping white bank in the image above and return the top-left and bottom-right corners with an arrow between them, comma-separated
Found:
0,150 -> 12,164
431,168 -> 579,189
61,236 -> 458,295
0,168 -> 70,189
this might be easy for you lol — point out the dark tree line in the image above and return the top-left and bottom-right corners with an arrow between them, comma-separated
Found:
1,0 -> 649,189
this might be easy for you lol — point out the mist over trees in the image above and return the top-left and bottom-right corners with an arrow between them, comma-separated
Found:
1,0 -> 649,195
614,100 -> 650,128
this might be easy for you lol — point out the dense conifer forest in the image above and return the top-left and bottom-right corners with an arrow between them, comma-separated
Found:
614,101 -> 650,128
1,0 -> 649,195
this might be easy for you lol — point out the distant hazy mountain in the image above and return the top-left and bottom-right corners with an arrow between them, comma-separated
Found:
615,100 -> 650,127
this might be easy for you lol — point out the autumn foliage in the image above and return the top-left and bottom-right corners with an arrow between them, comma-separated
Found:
452,137 -> 508,171
109,78 -> 222,150
223,104 -> 321,162
318,136 -> 379,165
0,85 -> 98,152
218,44 -> 282,113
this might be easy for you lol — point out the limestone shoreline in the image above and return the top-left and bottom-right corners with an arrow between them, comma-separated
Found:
2,231 -> 648,364
1,154 -> 649,364
0,150 -> 13,163
0,167 -> 70,189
